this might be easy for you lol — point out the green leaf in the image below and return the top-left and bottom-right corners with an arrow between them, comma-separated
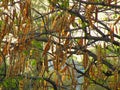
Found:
60,0 -> 69,8
82,22 -> 88,29
72,22 -> 77,27
23,50 -> 29,55
31,40 -> 43,49
31,59 -> 36,66
0,20 -> 2,26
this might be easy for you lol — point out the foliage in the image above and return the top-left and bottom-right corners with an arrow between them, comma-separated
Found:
0,0 -> 120,90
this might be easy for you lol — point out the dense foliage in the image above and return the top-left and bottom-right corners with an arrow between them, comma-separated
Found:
0,0 -> 120,90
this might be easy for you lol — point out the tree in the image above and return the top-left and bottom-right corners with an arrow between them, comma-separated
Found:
0,0 -> 120,90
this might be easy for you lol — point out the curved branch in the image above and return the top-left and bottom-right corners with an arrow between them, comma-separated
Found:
76,0 -> 120,8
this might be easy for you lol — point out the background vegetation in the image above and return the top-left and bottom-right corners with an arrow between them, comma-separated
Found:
0,0 -> 120,90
